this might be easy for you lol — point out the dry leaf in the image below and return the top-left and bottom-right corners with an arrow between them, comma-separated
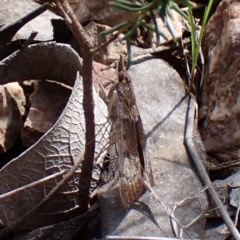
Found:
0,43 -> 109,232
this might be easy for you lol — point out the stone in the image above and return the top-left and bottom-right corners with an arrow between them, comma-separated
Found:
0,82 -> 26,153
22,80 -> 72,147
200,0 -> 240,155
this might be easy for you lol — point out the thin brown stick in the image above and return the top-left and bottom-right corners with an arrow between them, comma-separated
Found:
106,236 -> 200,240
143,176 -> 192,238
91,32 -> 120,53
0,170 -> 68,200
0,3 -> 48,46
185,97 -> 240,240
56,0 -> 92,49
55,0 -> 95,213
208,159 -> 240,171
0,149 -> 85,238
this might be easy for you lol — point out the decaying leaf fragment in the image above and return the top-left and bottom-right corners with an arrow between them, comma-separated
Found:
0,43 -> 110,234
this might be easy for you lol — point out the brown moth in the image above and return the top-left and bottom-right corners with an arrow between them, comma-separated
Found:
109,56 -> 146,208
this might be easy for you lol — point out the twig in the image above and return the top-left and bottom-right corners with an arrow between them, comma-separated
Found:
105,236 -> 200,240
55,0 -> 92,49
208,159 -> 240,171
0,3 -> 48,46
173,185 -> 209,238
55,0 -> 95,213
0,169 -> 69,200
2,31 -> 38,83
185,97 -> 240,240
0,149 -> 85,238
143,176 -> 192,239
91,32 -> 120,53
131,38 -> 190,58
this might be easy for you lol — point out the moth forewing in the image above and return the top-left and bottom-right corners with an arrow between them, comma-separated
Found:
119,155 -> 143,208
117,72 -> 144,208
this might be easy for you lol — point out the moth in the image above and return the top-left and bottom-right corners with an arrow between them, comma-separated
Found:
108,56 -> 147,208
